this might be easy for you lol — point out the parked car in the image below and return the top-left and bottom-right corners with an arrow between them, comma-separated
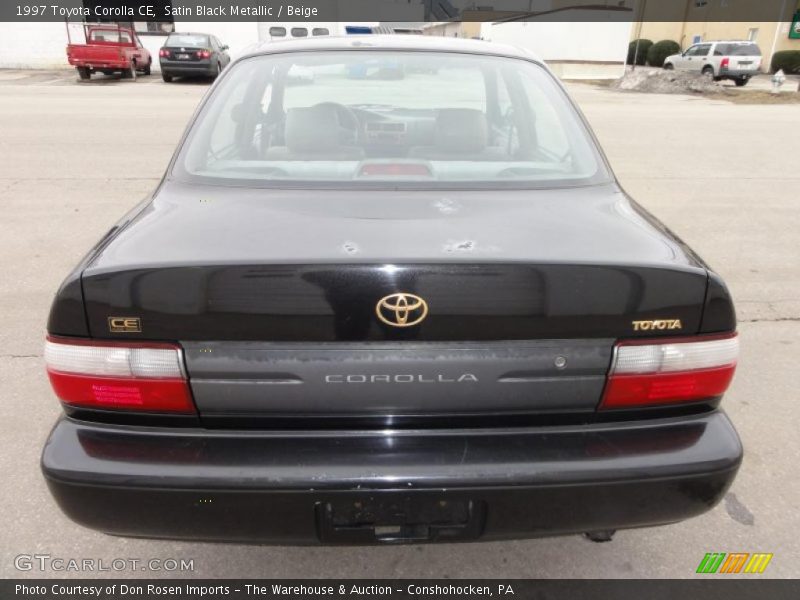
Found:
42,36 -> 741,545
66,25 -> 151,81
159,33 -> 231,82
663,40 -> 762,86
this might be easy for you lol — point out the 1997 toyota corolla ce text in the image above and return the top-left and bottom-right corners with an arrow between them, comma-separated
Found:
42,37 -> 742,544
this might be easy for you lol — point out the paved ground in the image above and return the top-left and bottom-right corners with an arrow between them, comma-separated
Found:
0,69 -> 798,579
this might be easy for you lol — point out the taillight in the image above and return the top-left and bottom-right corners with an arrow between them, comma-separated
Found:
197,50 -> 211,59
721,57 -> 730,69
44,337 -> 195,413
600,334 -> 738,409
159,49 -> 169,58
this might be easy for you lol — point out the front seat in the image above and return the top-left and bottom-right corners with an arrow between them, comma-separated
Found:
408,108 -> 507,161
265,105 -> 365,161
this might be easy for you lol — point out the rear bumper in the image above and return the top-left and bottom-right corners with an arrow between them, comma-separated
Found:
718,68 -> 757,78
69,59 -> 127,70
41,412 -> 742,544
160,59 -> 215,76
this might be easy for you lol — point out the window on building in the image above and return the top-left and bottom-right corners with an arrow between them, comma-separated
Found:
83,1 -> 174,35
748,28 -> 759,42
269,27 -> 286,38
141,21 -> 174,34
694,0 -> 708,7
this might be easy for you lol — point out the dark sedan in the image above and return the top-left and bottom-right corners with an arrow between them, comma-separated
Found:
159,32 -> 230,82
42,36 -> 741,545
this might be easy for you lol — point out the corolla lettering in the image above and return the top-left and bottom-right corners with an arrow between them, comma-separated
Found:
325,374 -> 479,383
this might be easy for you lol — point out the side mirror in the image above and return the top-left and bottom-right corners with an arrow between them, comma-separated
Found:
221,45 -> 229,51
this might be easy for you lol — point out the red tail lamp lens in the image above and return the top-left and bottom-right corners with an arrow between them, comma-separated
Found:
44,337 -> 195,414
600,334 -> 739,409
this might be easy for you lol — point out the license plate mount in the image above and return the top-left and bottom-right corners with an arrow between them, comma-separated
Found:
316,496 -> 485,543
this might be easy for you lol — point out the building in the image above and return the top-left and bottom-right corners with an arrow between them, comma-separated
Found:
424,3 -> 636,79
632,0 -> 800,71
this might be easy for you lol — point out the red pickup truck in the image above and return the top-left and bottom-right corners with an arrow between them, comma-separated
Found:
66,26 -> 151,81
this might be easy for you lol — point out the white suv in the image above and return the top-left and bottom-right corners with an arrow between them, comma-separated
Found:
663,41 -> 762,86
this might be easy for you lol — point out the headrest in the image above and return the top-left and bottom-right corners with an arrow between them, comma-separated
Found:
435,109 -> 488,154
285,105 -> 342,153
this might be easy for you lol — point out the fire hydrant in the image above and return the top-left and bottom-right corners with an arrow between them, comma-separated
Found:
771,69 -> 786,94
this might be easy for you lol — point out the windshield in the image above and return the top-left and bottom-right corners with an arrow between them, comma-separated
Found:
174,51 -> 609,189
166,34 -> 209,48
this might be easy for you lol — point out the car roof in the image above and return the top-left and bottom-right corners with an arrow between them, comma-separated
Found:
240,35 -> 543,63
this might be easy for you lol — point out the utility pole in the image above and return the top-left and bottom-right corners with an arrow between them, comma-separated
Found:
632,0 -> 648,72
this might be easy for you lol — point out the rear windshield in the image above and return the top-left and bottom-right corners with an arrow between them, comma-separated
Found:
174,51 -> 609,189
89,30 -> 131,43
715,43 -> 761,56
166,34 -> 209,48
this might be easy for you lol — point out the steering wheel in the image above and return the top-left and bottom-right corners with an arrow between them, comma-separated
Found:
312,102 -> 361,145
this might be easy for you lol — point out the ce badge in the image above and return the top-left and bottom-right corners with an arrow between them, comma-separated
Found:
375,293 -> 428,327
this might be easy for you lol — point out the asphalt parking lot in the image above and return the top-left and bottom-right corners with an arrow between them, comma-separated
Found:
0,69 -> 798,579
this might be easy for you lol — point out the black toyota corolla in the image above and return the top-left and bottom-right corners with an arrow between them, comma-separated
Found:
42,36 -> 741,545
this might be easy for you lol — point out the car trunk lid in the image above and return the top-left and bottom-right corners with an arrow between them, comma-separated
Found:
79,182 -> 710,422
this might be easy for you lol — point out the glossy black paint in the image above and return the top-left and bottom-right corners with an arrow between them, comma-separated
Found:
65,182 -> 715,342
81,263 -> 709,342
48,198 -> 151,337
701,271 -> 737,333
42,412 -> 741,543
47,271 -> 87,338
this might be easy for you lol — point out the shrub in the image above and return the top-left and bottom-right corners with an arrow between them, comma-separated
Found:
627,39 -> 653,66
771,50 -> 800,74
648,40 -> 681,67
